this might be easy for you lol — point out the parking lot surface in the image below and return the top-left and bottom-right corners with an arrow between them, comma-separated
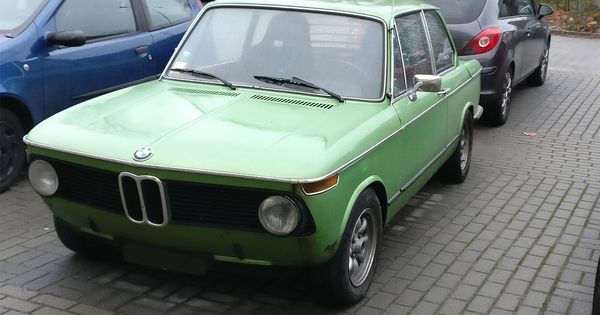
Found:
1,35 -> 599,315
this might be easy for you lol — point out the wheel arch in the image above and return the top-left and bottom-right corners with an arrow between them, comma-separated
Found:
0,94 -> 35,133
337,176 -> 388,241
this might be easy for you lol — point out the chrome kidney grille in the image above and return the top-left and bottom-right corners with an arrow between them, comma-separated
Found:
118,172 -> 170,228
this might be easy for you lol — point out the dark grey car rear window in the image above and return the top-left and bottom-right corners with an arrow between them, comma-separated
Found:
423,0 -> 486,24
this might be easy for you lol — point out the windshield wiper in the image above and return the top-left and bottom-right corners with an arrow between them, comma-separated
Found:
253,75 -> 345,103
171,68 -> 236,90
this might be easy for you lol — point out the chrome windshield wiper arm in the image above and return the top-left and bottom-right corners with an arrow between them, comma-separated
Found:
171,68 -> 236,90
253,75 -> 345,103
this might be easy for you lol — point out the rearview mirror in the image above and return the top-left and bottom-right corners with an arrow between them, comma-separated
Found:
538,4 -> 554,18
409,74 -> 442,101
46,31 -> 86,47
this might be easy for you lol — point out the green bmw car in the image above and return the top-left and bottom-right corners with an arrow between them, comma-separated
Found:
25,0 -> 482,305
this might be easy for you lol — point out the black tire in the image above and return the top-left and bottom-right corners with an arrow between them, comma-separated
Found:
442,110 -> 473,184
593,258 -> 600,315
0,108 -> 26,193
527,46 -> 549,87
483,68 -> 513,126
54,216 -> 119,258
314,188 -> 382,307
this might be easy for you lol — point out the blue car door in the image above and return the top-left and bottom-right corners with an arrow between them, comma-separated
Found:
41,0 -> 156,116
142,0 -> 200,74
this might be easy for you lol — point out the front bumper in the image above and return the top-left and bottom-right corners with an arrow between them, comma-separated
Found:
48,197 -> 319,266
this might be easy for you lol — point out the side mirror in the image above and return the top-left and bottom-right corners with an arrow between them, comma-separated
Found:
408,74 -> 442,101
46,31 -> 86,47
538,4 -> 554,18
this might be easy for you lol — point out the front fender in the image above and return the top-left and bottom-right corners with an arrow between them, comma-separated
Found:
297,174 -> 386,264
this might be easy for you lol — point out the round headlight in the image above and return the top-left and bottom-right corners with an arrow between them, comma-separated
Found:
258,196 -> 300,236
28,160 -> 59,197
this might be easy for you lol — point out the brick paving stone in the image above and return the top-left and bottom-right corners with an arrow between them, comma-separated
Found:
30,294 -> 76,310
0,297 -> 41,313
31,307 -> 72,315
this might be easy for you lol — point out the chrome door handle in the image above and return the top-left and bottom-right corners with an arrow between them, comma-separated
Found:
437,88 -> 450,96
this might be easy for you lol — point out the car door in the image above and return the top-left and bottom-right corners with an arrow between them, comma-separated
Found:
498,0 -> 535,81
142,0 -> 200,74
390,11 -> 448,189
520,0 -> 547,72
422,10 -> 473,144
41,0 -> 155,116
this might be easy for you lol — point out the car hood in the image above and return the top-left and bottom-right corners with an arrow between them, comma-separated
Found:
27,80 -> 393,182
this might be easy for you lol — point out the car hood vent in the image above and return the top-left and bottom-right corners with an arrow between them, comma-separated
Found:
251,95 -> 333,109
169,87 -> 240,97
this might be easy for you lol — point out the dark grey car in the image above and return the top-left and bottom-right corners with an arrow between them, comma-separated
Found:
424,0 -> 553,125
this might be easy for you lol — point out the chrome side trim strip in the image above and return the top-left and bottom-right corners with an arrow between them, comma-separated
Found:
388,134 -> 460,205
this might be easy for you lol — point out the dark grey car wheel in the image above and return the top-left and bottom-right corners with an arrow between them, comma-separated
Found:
527,46 -> 549,86
0,108 -> 26,193
483,68 -> 512,126
314,188 -> 382,307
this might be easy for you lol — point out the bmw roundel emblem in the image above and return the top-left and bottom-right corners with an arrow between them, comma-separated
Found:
133,148 -> 153,161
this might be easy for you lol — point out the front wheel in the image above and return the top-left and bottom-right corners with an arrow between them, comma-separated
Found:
527,46 -> 549,87
0,108 -> 26,193
442,110 -> 473,184
314,188 -> 382,306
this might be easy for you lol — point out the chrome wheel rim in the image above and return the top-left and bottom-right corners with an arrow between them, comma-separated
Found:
500,72 -> 512,118
541,49 -> 549,79
348,208 -> 377,287
459,122 -> 470,171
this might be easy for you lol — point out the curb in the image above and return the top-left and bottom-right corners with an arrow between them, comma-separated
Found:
550,28 -> 600,38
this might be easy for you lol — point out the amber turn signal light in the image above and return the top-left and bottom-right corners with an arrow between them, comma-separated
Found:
301,175 -> 339,195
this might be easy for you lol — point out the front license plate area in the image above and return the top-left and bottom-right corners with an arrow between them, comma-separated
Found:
123,242 -> 209,275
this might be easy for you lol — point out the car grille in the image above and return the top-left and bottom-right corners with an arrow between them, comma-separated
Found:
43,158 -> 315,234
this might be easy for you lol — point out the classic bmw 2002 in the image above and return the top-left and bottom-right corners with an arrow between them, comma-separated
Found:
25,0 -> 482,305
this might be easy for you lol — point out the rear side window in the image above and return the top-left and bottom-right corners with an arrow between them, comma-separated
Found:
424,11 -> 454,73
56,0 -> 136,40
395,12 -> 433,90
145,0 -> 193,30
422,0 -> 486,24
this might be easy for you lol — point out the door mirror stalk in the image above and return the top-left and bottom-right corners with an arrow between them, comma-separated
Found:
409,75 -> 443,101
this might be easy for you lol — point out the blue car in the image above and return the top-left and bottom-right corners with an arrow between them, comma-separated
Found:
0,0 -> 202,191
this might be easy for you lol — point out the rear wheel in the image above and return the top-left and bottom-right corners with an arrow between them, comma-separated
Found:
527,46 -> 549,86
483,69 -> 512,126
442,110 -> 473,184
0,108 -> 26,193
314,188 -> 382,306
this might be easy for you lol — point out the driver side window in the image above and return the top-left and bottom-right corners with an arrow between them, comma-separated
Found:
394,12 -> 433,91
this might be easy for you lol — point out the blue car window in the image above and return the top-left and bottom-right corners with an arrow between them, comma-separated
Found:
55,0 -> 137,40
145,0 -> 193,30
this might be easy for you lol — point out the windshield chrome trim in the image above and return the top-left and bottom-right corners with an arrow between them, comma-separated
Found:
23,71 -> 478,186
161,3 -> 388,103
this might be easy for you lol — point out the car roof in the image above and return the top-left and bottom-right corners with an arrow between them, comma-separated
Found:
206,0 -> 436,21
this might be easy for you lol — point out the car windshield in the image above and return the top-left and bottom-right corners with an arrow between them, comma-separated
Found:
0,0 -> 46,36
423,0 -> 486,24
166,7 -> 385,100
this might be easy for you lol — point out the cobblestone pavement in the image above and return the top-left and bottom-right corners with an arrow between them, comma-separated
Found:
1,35 -> 599,315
